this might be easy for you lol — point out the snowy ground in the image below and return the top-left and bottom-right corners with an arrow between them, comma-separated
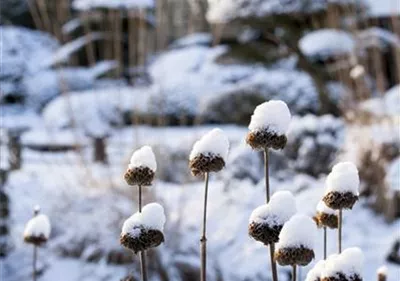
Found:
2,125 -> 399,281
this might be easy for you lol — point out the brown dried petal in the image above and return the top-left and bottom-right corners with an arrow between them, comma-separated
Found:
24,234 -> 48,246
322,273 -> 362,281
314,212 -> 339,229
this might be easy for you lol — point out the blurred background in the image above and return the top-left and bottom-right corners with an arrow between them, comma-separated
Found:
0,0 -> 399,280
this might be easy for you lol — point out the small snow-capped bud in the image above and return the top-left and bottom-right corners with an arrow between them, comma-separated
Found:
24,213 -> 51,246
120,203 -> 166,253
323,162 -> 360,210
377,265 -> 388,281
189,128 -> 229,176
124,146 -> 156,186
246,100 -> 291,150
314,201 -> 338,229
322,247 -> 364,281
275,214 -> 317,266
34,205 -> 41,215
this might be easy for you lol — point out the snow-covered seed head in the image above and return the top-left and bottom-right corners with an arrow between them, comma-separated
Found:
189,128 -> 229,176
248,191 -> 297,245
377,266 -> 388,281
275,214 -> 317,266
305,260 -> 326,281
246,100 -> 291,150
321,247 -> 364,281
24,212 -> 51,246
323,162 -> 360,210
34,205 -> 41,215
314,201 -> 338,229
124,146 -> 157,186
120,203 -> 166,253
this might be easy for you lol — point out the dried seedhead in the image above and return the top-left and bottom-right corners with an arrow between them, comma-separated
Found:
314,212 -> 338,229
248,222 -> 283,245
322,273 -> 362,281
275,245 -> 314,266
124,166 -> 155,186
246,129 -> 287,150
189,153 -> 225,176
323,191 -> 358,210
24,234 -> 48,246
120,228 -> 164,254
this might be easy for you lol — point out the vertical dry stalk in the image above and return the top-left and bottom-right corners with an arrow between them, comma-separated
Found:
36,0 -> 52,34
27,0 -> 44,30
324,227 -> 327,260
200,172 -> 210,281
81,12 -> 96,66
264,149 -> 278,281
338,209 -> 342,253
138,185 -> 148,281
33,245 -> 37,281
128,10 -> 137,71
292,265 -> 297,281
138,8 -> 147,67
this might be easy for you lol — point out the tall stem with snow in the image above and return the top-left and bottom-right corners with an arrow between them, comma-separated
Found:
264,149 -> 278,281
138,185 -> 148,281
338,209 -> 342,253
200,172 -> 210,281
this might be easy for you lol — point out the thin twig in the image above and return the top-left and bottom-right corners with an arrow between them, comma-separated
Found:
324,227 -> 327,260
264,149 -> 278,281
33,245 -> 37,281
338,209 -> 342,253
292,265 -> 297,281
200,172 -> 210,281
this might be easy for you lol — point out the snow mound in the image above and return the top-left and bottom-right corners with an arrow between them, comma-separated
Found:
24,214 -> 51,239
325,162 -> 360,194
306,260 -> 326,281
129,145 -> 157,171
276,214 -> 317,249
121,203 -> 166,236
248,100 -> 291,135
249,191 -> 297,226
299,29 -> 355,59
73,0 -> 154,11
316,201 -> 337,215
189,128 -> 230,161
322,247 -> 364,277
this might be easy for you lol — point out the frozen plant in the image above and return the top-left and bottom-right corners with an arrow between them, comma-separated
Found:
189,128 -> 229,281
124,145 -> 157,186
322,162 -> 359,253
249,191 -> 297,245
275,214 -> 318,281
377,265 -> 388,281
23,205 -> 51,281
314,201 -> 338,259
321,247 -> 364,281
120,203 -> 166,254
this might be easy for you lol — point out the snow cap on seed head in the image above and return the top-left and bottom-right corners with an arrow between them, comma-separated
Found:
189,128 -> 229,161
276,214 -> 317,250
248,100 -> 291,135
129,145 -> 157,171
249,191 -> 297,226
316,200 -> 337,215
322,247 -> 364,278
305,260 -> 326,281
377,265 -> 388,276
121,203 -> 166,236
325,162 -> 359,195
24,212 -> 51,239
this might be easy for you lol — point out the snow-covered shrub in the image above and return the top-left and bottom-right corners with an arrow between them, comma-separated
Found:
284,114 -> 344,177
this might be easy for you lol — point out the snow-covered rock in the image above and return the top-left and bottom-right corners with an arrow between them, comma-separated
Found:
299,29 -> 355,60
129,146 -> 157,171
189,128 -> 229,161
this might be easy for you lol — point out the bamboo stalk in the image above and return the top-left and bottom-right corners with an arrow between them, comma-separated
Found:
200,172 -> 210,281
81,11 -> 96,66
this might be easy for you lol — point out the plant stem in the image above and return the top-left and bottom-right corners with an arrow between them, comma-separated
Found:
138,185 -> 148,281
338,209 -> 342,253
200,172 -> 210,281
264,149 -> 278,281
292,265 -> 297,281
33,245 -> 37,281
324,227 -> 327,260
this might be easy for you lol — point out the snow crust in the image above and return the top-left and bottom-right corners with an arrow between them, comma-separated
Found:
316,201 -> 337,215
299,29 -> 355,59
322,247 -> 364,277
129,145 -> 157,171
189,128 -> 229,161
325,162 -> 360,194
306,260 -> 326,281
73,0 -> 154,11
24,214 -> 51,239
249,191 -> 297,226
276,214 -> 317,249
121,203 -> 166,236
248,100 -> 291,135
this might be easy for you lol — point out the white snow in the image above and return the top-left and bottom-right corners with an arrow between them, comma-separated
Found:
316,201 -> 337,215
72,0 -> 154,11
189,128 -> 230,161
322,247 -> 364,277
358,27 -> 400,49
170,33 -> 212,49
276,214 -> 318,249
305,260 -> 326,281
325,162 -> 360,195
360,85 -> 400,117
364,0 -> 400,17
299,29 -> 355,59
377,265 -> 388,275
23,214 -> 51,239
129,145 -> 157,171
121,203 -> 166,236
248,100 -> 291,135
350,65 -> 365,79
249,191 -> 297,226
